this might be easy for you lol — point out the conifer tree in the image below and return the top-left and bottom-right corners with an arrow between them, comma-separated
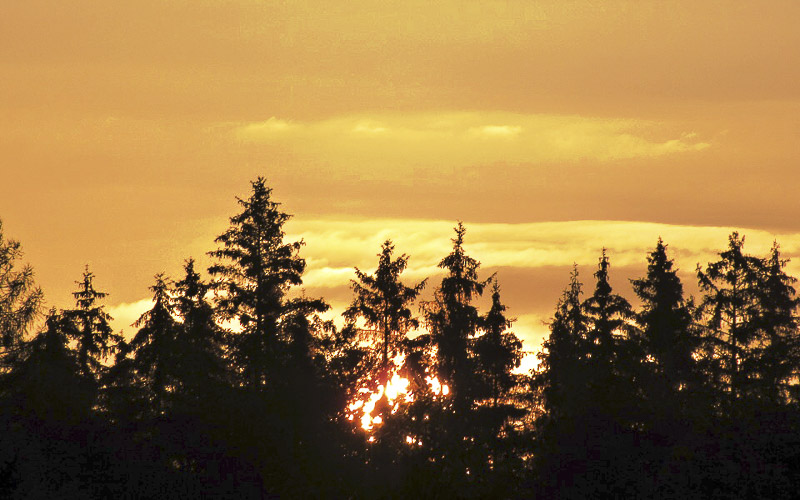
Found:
696,232 -> 765,403
423,222 -> 489,412
126,274 -> 180,412
631,239 -> 700,424
582,249 -> 634,367
65,267 -> 121,381
534,265 -> 588,421
475,281 -> 523,409
581,250 -> 636,420
208,177 -> 325,389
172,259 -> 227,396
0,220 -> 43,353
749,242 -> 800,403
344,240 -> 426,373
0,309 -> 92,424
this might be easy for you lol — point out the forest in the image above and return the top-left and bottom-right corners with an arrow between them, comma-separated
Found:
2,177 -> 800,498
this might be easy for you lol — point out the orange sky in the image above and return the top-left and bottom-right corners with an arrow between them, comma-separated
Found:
2,1 -> 799,361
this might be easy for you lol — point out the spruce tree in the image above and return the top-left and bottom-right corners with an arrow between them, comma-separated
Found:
418,223 -> 490,492
475,280 -> 523,410
631,239 -> 700,426
423,222 -> 488,413
208,177 -> 325,389
750,242 -> 800,403
696,232 -> 765,403
0,219 -> 43,353
172,259 -> 227,397
344,240 -> 426,374
534,265 -> 588,421
582,249 -> 634,370
127,274 -> 180,413
64,267 -> 121,381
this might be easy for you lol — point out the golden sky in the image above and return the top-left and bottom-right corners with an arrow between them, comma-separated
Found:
2,1 -> 799,362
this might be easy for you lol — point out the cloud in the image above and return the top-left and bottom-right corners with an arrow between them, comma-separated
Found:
108,217 -> 800,362
468,125 -> 523,138
287,218 -> 800,289
230,112 -> 711,174
108,298 -> 153,338
236,117 -> 299,140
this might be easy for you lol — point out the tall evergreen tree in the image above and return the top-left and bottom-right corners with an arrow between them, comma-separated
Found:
0,219 -> 43,353
631,238 -> 700,424
749,242 -> 800,403
0,309 -> 92,425
582,249 -> 634,369
64,267 -> 121,381
208,177 -> 325,389
696,232 -> 765,403
423,222 -> 489,413
0,310 -> 96,498
126,274 -> 180,413
534,265 -> 588,421
344,240 -> 426,374
475,280 -> 523,410
172,259 -> 227,397
472,280 -> 527,496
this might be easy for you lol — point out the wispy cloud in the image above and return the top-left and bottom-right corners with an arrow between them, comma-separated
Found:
230,112 -> 711,172
107,217 -> 800,361
287,218 -> 799,289
108,298 -> 153,338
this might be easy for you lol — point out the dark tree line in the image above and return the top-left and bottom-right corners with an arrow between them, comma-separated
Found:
2,180 -> 800,498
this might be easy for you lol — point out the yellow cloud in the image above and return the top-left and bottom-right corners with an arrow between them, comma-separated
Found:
468,125 -> 523,138
230,112 -> 711,172
108,217 -> 800,363
108,298 -> 153,338
287,218 -> 800,289
236,117 -> 299,140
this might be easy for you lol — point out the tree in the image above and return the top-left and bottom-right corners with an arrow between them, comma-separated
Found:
534,265 -> 588,421
417,222 -> 490,493
0,219 -> 43,353
696,232 -> 766,403
472,280 -> 526,496
631,239 -> 701,424
208,177 -> 324,389
344,240 -> 426,371
423,222 -> 489,412
64,267 -> 121,381
0,309 -> 92,424
125,274 -> 180,413
748,242 -> 800,403
172,259 -> 228,397
475,280 -> 523,410
582,249 -> 634,370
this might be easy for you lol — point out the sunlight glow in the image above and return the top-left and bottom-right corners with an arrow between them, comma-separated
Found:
347,357 -> 450,433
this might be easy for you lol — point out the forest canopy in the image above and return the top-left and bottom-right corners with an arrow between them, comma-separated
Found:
2,178 -> 800,498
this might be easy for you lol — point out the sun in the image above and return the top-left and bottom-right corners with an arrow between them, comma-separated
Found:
347,355 -> 449,432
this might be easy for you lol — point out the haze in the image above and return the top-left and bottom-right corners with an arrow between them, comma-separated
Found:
2,1 -> 798,359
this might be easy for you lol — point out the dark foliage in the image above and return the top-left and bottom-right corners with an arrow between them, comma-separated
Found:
3,186 -> 800,498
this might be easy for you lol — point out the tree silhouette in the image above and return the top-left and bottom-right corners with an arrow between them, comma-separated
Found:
475,280 -> 523,409
697,232 -> 767,404
172,259 -> 228,398
423,222 -> 488,412
125,274 -> 180,413
64,267 -> 121,381
208,177 -> 320,389
344,240 -> 426,372
415,222 -> 490,493
0,219 -> 43,352
632,239 -> 702,426
750,242 -> 800,403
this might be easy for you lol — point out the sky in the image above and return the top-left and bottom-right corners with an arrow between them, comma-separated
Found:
2,1 -> 799,367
